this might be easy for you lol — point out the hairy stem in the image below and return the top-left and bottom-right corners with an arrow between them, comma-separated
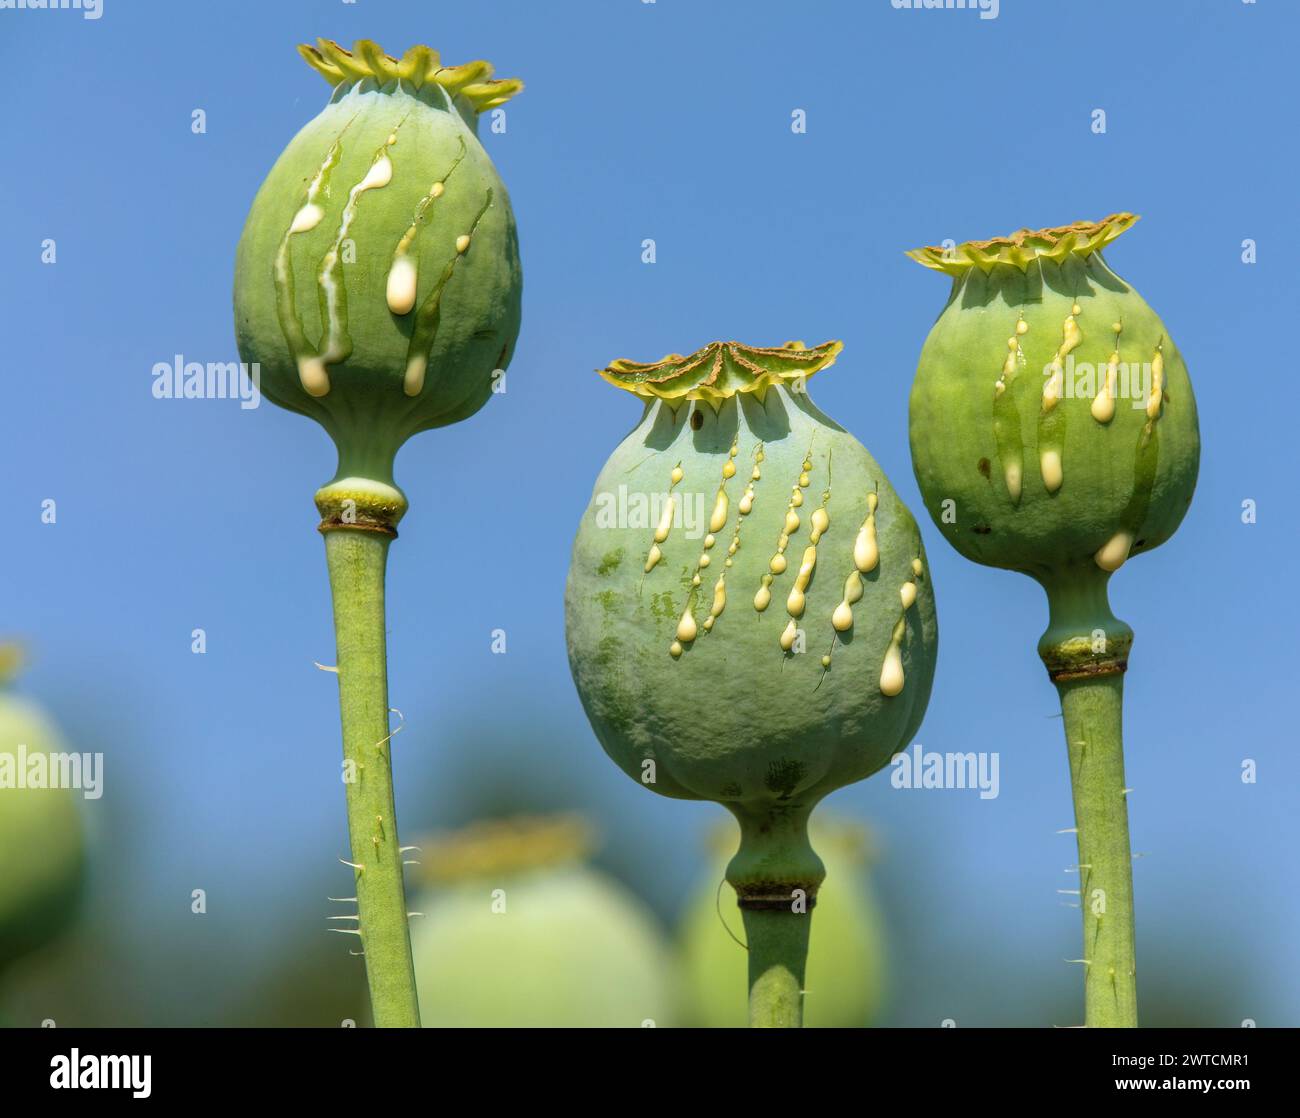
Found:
1057,674 -> 1138,1028
741,907 -> 811,1028
323,528 -> 420,1028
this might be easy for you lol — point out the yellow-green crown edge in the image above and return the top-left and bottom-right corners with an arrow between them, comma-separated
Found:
298,38 -> 524,112
906,212 -> 1139,276
599,339 -> 843,402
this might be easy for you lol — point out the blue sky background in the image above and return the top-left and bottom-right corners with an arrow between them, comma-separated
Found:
1,0 -> 1295,1025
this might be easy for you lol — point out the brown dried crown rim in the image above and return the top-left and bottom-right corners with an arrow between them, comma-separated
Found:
298,38 -> 523,112
906,212 -> 1139,276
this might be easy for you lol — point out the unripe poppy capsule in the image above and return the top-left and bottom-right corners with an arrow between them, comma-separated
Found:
566,339 -> 938,1026
234,38 -> 523,527
905,215 -> 1200,1027
907,213 -> 1198,674
409,817 -> 679,1027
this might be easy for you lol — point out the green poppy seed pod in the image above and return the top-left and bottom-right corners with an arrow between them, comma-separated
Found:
680,816 -> 886,1028
908,217 -> 1200,1025
408,817 -> 679,1027
907,215 -> 1199,676
234,39 -> 523,527
0,656 -> 86,968
565,341 -> 938,926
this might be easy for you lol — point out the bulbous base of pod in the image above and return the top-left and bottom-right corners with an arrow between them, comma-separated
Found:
315,476 -> 408,536
909,253 -> 1199,583
681,816 -> 886,1028
565,384 -> 938,831
725,801 -> 823,903
1035,566 -> 1134,681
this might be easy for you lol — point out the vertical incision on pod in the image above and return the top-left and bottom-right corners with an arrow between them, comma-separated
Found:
1037,302 -> 1083,494
756,443 -> 814,620
738,445 -> 764,515
701,441 -> 741,635
1095,341 -> 1167,572
878,557 -> 923,697
385,136 -> 468,319
401,188 -> 494,397
992,313 -> 1028,503
819,487 -> 879,674
644,462 -> 684,575
1091,319 -> 1123,425
670,435 -> 739,658
705,443 -> 766,635
273,127 -> 351,397
783,475 -> 831,655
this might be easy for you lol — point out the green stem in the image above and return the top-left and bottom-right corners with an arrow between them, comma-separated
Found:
1036,568 -> 1138,1027
1057,673 -> 1138,1028
323,528 -> 420,1028
741,908 -> 811,1028
725,802 -> 822,1029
